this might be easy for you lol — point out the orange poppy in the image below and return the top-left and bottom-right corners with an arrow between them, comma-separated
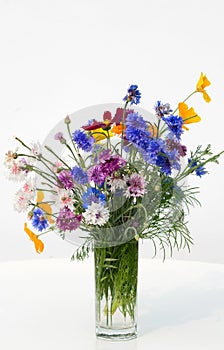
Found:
24,223 -> 44,254
178,102 -> 201,130
111,123 -> 126,135
196,73 -> 211,103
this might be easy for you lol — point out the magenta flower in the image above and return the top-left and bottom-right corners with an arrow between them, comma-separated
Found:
87,165 -> 106,185
57,170 -> 74,190
88,152 -> 126,185
99,149 -> 111,162
56,206 -> 82,231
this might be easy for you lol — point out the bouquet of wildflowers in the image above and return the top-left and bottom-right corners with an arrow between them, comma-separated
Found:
4,73 -> 223,260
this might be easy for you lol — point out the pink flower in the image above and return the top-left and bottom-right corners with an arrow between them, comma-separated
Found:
56,206 -> 82,232
125,173 -> 146,198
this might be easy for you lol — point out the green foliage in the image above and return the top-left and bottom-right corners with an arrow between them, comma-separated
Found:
94,240 -> 139,323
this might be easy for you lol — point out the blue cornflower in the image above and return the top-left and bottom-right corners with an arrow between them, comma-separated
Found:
162,114 -> 183,140
71,166 -> 88,185
156,154 -> 172,176
142,138 -> 164,164
188,159 -> 207,177
195,166 -> 207,177
126,112 -> 148,131
126,126 -> 151,151
154,101 -> 172,118
82,187 -> 106,209
167,149 -> 181,171
31,208 -> 49,232
123,84 -> 141,105
72,130 -> 94,152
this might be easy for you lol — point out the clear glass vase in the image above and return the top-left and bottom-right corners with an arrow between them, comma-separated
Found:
94,239 -> 139,341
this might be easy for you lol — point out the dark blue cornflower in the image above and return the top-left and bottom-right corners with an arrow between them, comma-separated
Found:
82,187 -> 106,209
156,154 -> 172,176
71,166 -> 88,185
154,101 -> 172,118
31,208 -> 49,232
126,112 -> 148,131
123,84 -> 141,105
195,166 -> 207,177
162,114 -> 183,140
72,130 -> 94,152
188,159 -> 207,177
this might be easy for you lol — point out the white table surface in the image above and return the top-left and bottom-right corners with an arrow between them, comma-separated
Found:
0,257 -> 224,350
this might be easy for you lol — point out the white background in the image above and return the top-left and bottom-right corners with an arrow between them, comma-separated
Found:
0,0 -> 224,263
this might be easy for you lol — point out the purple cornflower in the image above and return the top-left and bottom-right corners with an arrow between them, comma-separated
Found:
126,112 -> 148,131
162,114 -> 183,140
71,166 -> 88,185
166,137 -> 187,158
72,130 -> 94,152
56,206 -> 82,231
57,170 -> 74,190
88,153 -> 126,185
31,208 -> 49,232
102,154 -> 126,173
99,149 -> 111,162
154,101 -> 172,118
125,173 -> 146,198
87,165 -> 106,185
82,187 -> 106,209
54,132 -> 66,144
123,84 -> 141,105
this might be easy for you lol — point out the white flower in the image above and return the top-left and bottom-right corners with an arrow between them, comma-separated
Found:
14,179 -> 36,212
83,202 -> 110,226
27,141 -> 42,165
107,176 -> 127,193
4,158 -> 27,182
52,188 -> 73,209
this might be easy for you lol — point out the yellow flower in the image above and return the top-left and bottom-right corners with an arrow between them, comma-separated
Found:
196,73 -> 211,103
178,102 -> 201,130
91,128 -> 113,142
36,191 -> 55,224
24,223 -> 44,254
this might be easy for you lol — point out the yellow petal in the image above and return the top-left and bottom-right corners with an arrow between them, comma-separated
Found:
91,128 -> 114,142
178,102 -> 201,128
36,191 -> 55,224
39,203 -> 55,224
36,190 -> 44,203
203,91 -> 211,103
